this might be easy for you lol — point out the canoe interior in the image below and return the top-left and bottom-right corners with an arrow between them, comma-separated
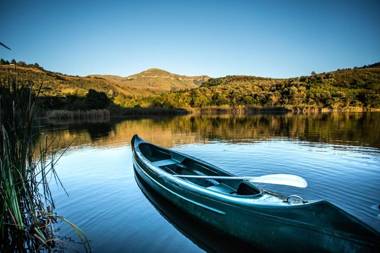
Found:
139,143 -> 262,196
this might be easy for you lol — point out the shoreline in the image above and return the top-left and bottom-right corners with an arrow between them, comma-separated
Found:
35,106 -> 380,125
189,105 -> 380,114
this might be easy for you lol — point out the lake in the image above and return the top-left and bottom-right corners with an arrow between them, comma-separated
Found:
40,113 -> 380,252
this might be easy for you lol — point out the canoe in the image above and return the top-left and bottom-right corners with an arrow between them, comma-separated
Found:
131,135 -> 380,252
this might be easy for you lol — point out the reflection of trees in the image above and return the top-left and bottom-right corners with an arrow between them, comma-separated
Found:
170,113 -> 380,148
36,113 -> 380,152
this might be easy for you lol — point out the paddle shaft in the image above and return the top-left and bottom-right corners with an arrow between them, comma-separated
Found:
173,174 -> 308,188
174,175 -> 260,180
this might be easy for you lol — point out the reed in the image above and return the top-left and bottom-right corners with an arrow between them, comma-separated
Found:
46,109 -> 111,123
0,75 -> 90,252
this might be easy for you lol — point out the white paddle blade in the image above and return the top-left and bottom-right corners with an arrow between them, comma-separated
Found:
250,174 -> 308,188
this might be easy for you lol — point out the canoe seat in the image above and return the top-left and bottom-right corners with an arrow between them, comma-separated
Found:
151,159 -> 177,167
207,183 -> 235,194
237,182 -> 260,195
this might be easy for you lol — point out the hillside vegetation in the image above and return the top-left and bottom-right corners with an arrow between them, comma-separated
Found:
141,65 -> 380,111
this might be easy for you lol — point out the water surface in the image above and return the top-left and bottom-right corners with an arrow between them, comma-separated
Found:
42,113 -> 380,252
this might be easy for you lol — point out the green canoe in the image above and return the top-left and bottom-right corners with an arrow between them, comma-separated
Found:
131,135 -> 379,252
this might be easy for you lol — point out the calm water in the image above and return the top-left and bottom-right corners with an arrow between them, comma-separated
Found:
41,113 -> 380,252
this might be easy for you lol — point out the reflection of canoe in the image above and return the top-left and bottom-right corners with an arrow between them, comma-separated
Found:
134,170 -> 257,252
131,135 -> 379,252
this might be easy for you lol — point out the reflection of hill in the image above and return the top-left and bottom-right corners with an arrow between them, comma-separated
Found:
37,113 -> 380,152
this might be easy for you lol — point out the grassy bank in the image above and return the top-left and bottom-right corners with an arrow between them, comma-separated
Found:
184,105 -> 380,115
189,105 -> 289,115
285,105 -> 380,113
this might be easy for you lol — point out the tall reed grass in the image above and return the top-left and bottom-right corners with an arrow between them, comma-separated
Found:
46,109 -> 110,122
0,75 -> 90,252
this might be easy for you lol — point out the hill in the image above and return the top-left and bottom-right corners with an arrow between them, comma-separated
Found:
0,63 -> 208,101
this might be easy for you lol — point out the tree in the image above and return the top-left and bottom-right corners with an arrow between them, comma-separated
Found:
85,89 -> 110,109
189,90 -> 197,107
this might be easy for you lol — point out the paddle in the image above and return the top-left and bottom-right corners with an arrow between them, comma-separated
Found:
173,174 -> 308,188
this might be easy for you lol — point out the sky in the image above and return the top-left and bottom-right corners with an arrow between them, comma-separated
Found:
0,0 -> 379,78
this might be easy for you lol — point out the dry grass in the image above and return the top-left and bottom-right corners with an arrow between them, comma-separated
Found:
0,64 -> 207,98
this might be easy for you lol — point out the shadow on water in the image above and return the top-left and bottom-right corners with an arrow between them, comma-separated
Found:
134,169 -> 260,253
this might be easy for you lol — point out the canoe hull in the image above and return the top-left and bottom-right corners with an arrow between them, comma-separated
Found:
132,135 -> 379,252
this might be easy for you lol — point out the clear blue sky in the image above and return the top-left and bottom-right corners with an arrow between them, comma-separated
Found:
1,0 -> 379,78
